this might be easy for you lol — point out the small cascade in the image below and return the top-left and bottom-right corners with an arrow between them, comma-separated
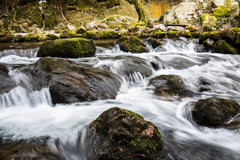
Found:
0,48 -> 39,58
0,39 -> 240,159
0,87 -> 52,108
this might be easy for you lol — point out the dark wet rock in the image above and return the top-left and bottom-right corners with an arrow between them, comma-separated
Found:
76,26 -> 87,34
37,38 -> 96,58
198,77 -> 213,92
224,114 -> 240,130
221,30 -> 235,43
116,36 -> 149,53
212,40 -> 237,54
198,77 -> 213,86
147,38 -> 163,49
0,137 -> 64,160
192,97 -> 240,127
99,55 -> 153,77
0,65 -> 16,94
149,75 -> 191,97
203,38 -> 215,48
194,44 -> 208,53
0,32 -> 13,42
20,58 -> 121,104
83,107 -> 165,160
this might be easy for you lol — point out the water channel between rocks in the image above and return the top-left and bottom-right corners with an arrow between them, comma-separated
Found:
0,38 -> 240,160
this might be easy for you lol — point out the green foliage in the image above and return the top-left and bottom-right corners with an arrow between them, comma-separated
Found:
213,6 -> 231,18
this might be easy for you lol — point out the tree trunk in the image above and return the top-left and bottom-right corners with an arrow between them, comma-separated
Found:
3,0 -> 8,30
127,0 -> 152,27
238,8 -> 240,27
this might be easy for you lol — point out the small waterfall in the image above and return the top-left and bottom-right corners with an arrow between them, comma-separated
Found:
0,39 -> 240,159
0,87 -> 52,108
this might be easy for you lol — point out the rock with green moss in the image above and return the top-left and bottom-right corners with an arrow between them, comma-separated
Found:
0,31 -> 14,42
186,26 -> 196,32
212,40 -> 237,54
116,36 -> 149,53
152,30 -> 166,38
192,97 -> 240,127
199,32 -> 211,44
203,38 -> 215,49
37,38 -> 96,58
181,30 -> 191,38
46,34 -> 59,40
76,26 -> 86,34
201,14 -> 217,30
235,32 -> 240,45
221,30 -> 235,43
167,31 -> 179,38
60,29 -> 77,38
149,75 -> 192,97
86,30 -> 122,39
147,38 -> 162,49
83,107 -> 165,159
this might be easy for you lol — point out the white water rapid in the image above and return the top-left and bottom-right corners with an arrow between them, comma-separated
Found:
0,39 -> 240,160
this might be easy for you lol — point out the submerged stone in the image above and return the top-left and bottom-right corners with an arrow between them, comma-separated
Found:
0,65 -> 16,94
149,74 -> 192,97
37,38 -> 96,58
83,107 -> 165,159
192,97 -> 240,127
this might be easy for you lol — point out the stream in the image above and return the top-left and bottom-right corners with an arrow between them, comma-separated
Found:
0,38 -> 240,160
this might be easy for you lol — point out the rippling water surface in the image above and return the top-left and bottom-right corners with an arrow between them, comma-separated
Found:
0,39 -> 240,160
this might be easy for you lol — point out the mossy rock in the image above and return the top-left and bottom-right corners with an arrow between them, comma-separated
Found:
60,29 -> 77,38
147,38 -> 162,49
199,32 -> 211,44
221,30 -> 235,43
86,30 -> 121,39
149,75 -> 192,97
203,38 -> 215,49
192,97 -> 240,127
84,107 -> 165,159
151,30 -> 166,39
37,38 -> 96,58
212,40 -> 237,54
235,32 -> 240,45
167,31 -> 179,38
181,30 -> 191,38
46,34 -> 59,40
0,31 -> 14,42
116,36 -> 149,53
185,26 -> 196,32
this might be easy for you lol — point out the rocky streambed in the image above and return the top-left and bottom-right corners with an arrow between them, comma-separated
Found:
0,38 -> 240,160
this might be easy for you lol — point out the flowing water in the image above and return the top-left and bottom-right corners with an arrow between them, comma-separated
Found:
0,39 -> 240,160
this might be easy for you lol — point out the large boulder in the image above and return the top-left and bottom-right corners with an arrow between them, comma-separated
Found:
116,36 -> 149,53
20,58 -> 121,104
37,38 -> 96,58
0,65 -> 16,94
0,137 -> 63,159
160,0 -> 239,29
192,97 -> 240,127
149,74 -> 191,97
161,1 -> 198,25
83,107 -> 165,159
212,40 -> 237,54
98,55 -> 153,77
